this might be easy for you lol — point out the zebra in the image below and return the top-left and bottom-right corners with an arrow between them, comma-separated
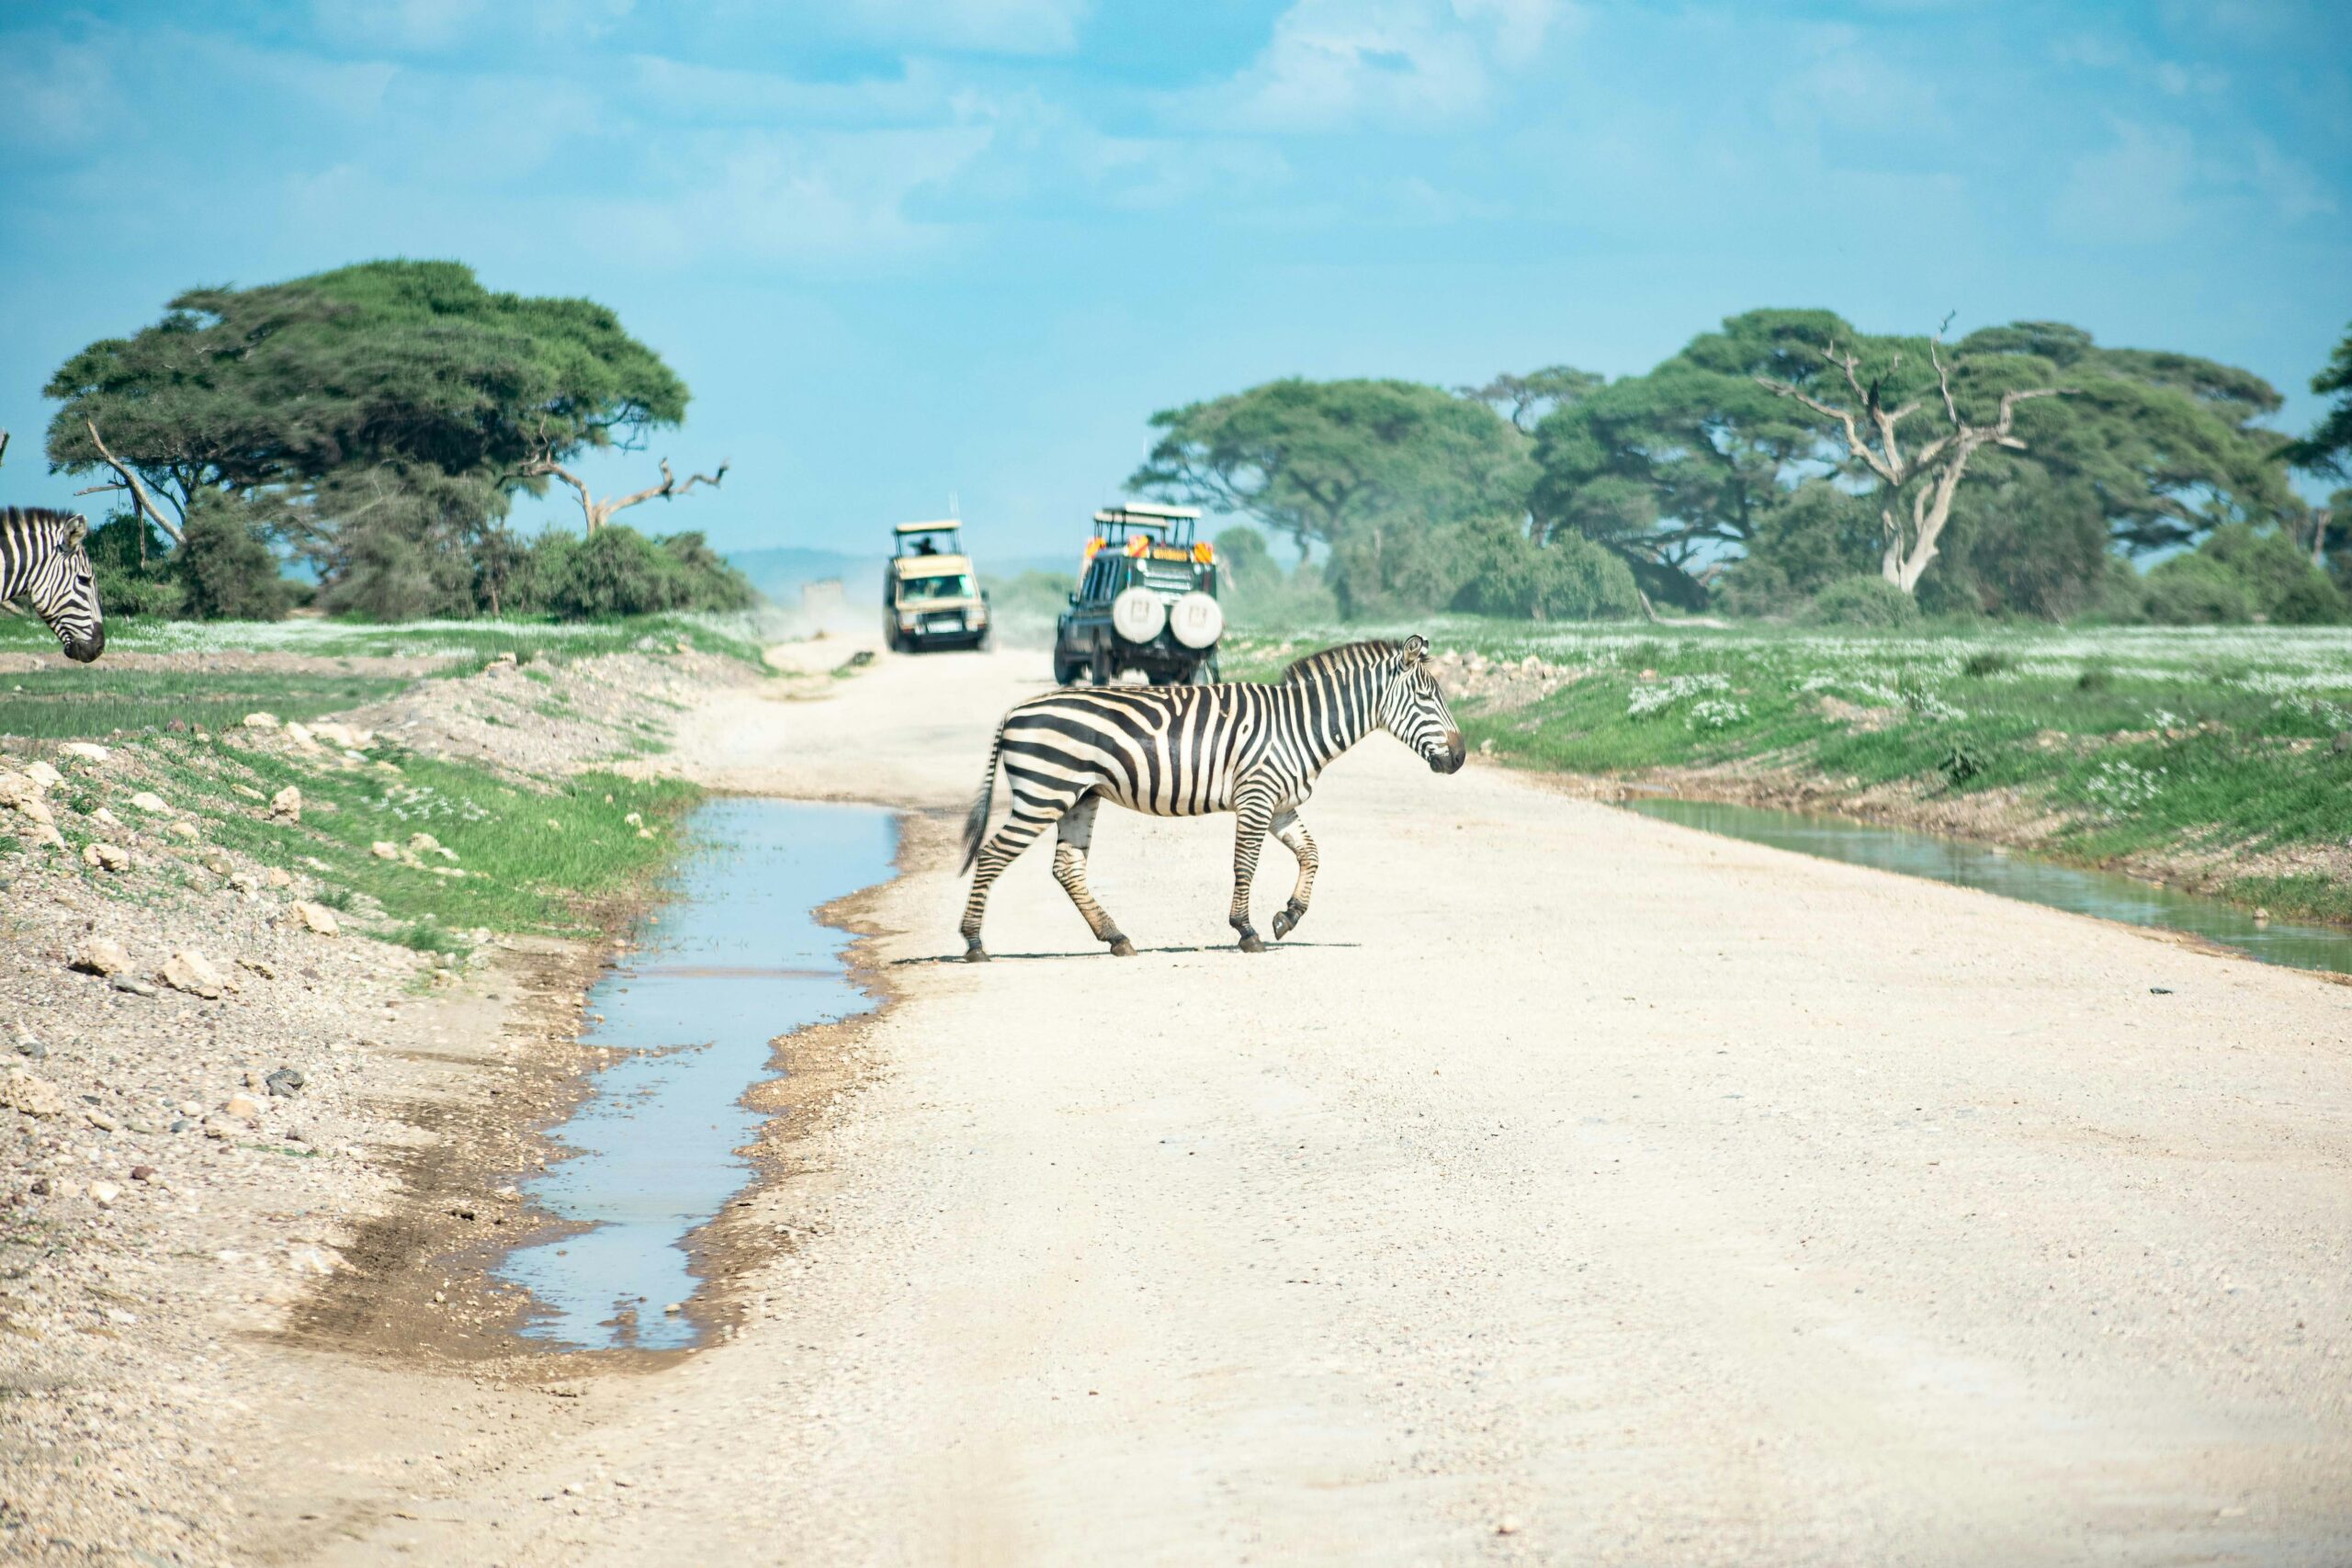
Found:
957,634 -> 1464,961
0,509 -> 104,663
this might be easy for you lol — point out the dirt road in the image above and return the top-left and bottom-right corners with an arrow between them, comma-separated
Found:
318,643 -> 2352,1566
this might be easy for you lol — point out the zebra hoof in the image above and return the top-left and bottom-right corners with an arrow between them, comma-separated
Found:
963,944 -> 990,964
1108,936 -> 1136,957
1237,933 -> 1266,953
1272,906 -> 1304,941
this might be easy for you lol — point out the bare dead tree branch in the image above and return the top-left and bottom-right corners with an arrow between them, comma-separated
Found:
80,419 -> 187,546
1757,333 -> 2073,593
517,448 -> 729,535
0,429 -> 11,468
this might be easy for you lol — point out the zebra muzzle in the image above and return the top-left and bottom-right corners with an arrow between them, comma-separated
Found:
62,628 -> 105,663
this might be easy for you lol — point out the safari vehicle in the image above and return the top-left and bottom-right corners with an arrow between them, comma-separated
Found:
1053,503 -> 1224,685
884,521 -> 990,652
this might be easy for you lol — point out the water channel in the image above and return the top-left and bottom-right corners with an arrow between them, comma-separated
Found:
494,797 -> 897,1351
1619,795 -> 2352,979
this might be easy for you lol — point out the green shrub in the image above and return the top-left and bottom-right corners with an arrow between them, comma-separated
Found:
2272,570 -> 2349,626
2143,556 -> 2254,625
85,513 -> 186,619
1719,480 -> 1880,615
1442,516 -> 1642,621
176,500 -> 292,621
1961,651 -> 2011,678
532,525 -> 754,620
1801,575 -> 1921,628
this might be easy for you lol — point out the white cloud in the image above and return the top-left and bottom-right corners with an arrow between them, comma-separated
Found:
1193,0 -> 1575,133
312,0 -> 489,51
0,37 -> 115,147
828,0 -> 1090,56
2052,117 -> 2335,245
628,56 -> 950,126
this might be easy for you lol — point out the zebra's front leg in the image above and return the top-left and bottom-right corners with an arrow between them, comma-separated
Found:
1227,791 -> 1276,953
1051,795 -> 1135,956
959,807 -> 1058,962
1268,808 -> 1318,941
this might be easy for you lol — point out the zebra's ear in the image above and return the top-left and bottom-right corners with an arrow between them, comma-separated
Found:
62,514 -> 89,550
1397,634 -> 1430,669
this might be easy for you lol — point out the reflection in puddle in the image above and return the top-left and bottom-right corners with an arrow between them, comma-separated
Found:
495,798 -> 897,1350
1621,795 -> 2352,977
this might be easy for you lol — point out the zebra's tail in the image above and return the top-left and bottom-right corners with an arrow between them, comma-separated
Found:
960,718 -> 1006,873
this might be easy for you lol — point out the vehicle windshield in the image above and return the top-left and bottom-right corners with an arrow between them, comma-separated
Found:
900,573 -> 976,602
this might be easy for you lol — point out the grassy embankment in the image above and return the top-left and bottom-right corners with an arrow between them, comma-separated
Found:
1,612 -> 775,951
1226,621 -> 2352,926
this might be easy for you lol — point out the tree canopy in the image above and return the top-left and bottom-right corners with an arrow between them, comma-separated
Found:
43,260 -> 693,609
1531,310 -> 2299,608
2287,320 -> 2352,483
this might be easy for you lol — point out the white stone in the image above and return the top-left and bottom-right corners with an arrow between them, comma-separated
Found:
83,841 -> 130,872
269,785 -> 302,820
161,950 -> 226,999
242,712 -> 281,730
129,791 -> 170,814
4,1069 -> 66,1118
71,937 -> 131,976
370,841 -> 401,861
24,761 -> 62,791
59,742 -> 111,762
289,901 -> 341,937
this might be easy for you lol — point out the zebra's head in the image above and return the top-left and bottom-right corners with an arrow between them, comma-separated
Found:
6,509 -> 105,662
1377,635 -> 1464,774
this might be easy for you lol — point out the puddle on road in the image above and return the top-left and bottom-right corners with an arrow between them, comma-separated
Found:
495,797 -> 897,1351
1620,795 -> 2352,979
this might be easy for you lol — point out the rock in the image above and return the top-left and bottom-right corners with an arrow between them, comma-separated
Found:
242,711 -> 281,730
169,1118 -> 189,1134
0,772 -> 36,809
28,1176 -> 52,1196
310,722 -> 370,750
264,1067 -> 305,1098
266,867 -> 292,888
110,976 -> 158,997
270,785 -> 302,820
130,1165 -> 154,1182
2254,906 -> 2271,923
1496,1516 -> 1522,1536
284,721 -> 321,750
161,950 -> 226,999
289,901 -> 341,937
71,936 -> 131,976
88,1180 -> 121,1208
2335,731 -> 2352,754
83,842 -> 130,872
408,831 -> 447,856
545,818 -> 565,833
24,761 -> 62,791
167,820 -> 201,840
4,1069 -> 66,1118
92,806 -> 122,827
288,1247 -> 336,1277
200,852 -> 232,875
129,791 -> 170,814
59,741 -> 110,762
83,1108 -> 119,1131
178,1100 -> 202,1117
229,871 -> 261,894
238,957 -> 276,979
370,840 -> 401,861
221,1093 -> 264,1122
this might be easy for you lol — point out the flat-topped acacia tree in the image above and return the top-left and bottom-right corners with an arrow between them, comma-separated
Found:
41,260 -> 718,604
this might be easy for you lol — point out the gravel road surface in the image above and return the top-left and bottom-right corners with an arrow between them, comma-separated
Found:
314,642 -> 2352,1567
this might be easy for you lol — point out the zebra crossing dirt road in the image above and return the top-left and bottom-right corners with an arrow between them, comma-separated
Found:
311,640 -> 2352,1567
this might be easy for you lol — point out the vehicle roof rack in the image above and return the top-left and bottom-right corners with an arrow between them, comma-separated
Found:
1092,502 -> 1201,527
894,519 -> 963,534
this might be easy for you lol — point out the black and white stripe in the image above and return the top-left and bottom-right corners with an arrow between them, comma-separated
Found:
957,634 -> 1464,959
1,508 -> 105,663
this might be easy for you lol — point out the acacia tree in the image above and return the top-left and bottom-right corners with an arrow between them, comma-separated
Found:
1459,366 -> 1605,434
43,259 -> 692,604
2287,321 -> 2352,569
1130,378 -> 1530,614
1756,329 -> 2067,593
517,451 -> 729,535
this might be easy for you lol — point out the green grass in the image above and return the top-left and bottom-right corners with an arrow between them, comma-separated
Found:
1227,620 -> 2352,925
125,739 -> 701,936
0,669 -> 412,740
0,609 -> 779,669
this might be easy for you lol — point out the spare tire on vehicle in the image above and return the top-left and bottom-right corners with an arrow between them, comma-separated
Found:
1169,591 -> 1223,650
1111,586 -> 1167,645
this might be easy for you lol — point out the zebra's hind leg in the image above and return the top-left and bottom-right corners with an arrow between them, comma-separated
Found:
1268,808 -> 1318,941
1227,790 -> 1276,953
1051,795 -> 1134,956
959,807 -> 1059,962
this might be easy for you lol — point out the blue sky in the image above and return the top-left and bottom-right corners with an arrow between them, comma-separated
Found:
2,0 -> 2346,559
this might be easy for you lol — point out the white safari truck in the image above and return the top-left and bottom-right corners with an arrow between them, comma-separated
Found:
883,521 -> 991,652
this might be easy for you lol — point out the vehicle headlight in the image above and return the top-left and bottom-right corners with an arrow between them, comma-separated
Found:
972,604 -> 988,624
899,613 -> 917,628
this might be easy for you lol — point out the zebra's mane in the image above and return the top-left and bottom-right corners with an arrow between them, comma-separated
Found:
0,506 -> 88,533
1278,639 -> 1401,684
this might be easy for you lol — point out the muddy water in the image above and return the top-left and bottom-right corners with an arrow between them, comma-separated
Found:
496,797 -> 897,1350
1622,795 -> 2352,978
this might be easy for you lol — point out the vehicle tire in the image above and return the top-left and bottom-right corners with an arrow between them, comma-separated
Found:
976,626 -> 993,652
1187,656 -> 1217,685
1148,667 -> 1179,687
1053,655 -> 1082,686
884,622 -> 900,653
